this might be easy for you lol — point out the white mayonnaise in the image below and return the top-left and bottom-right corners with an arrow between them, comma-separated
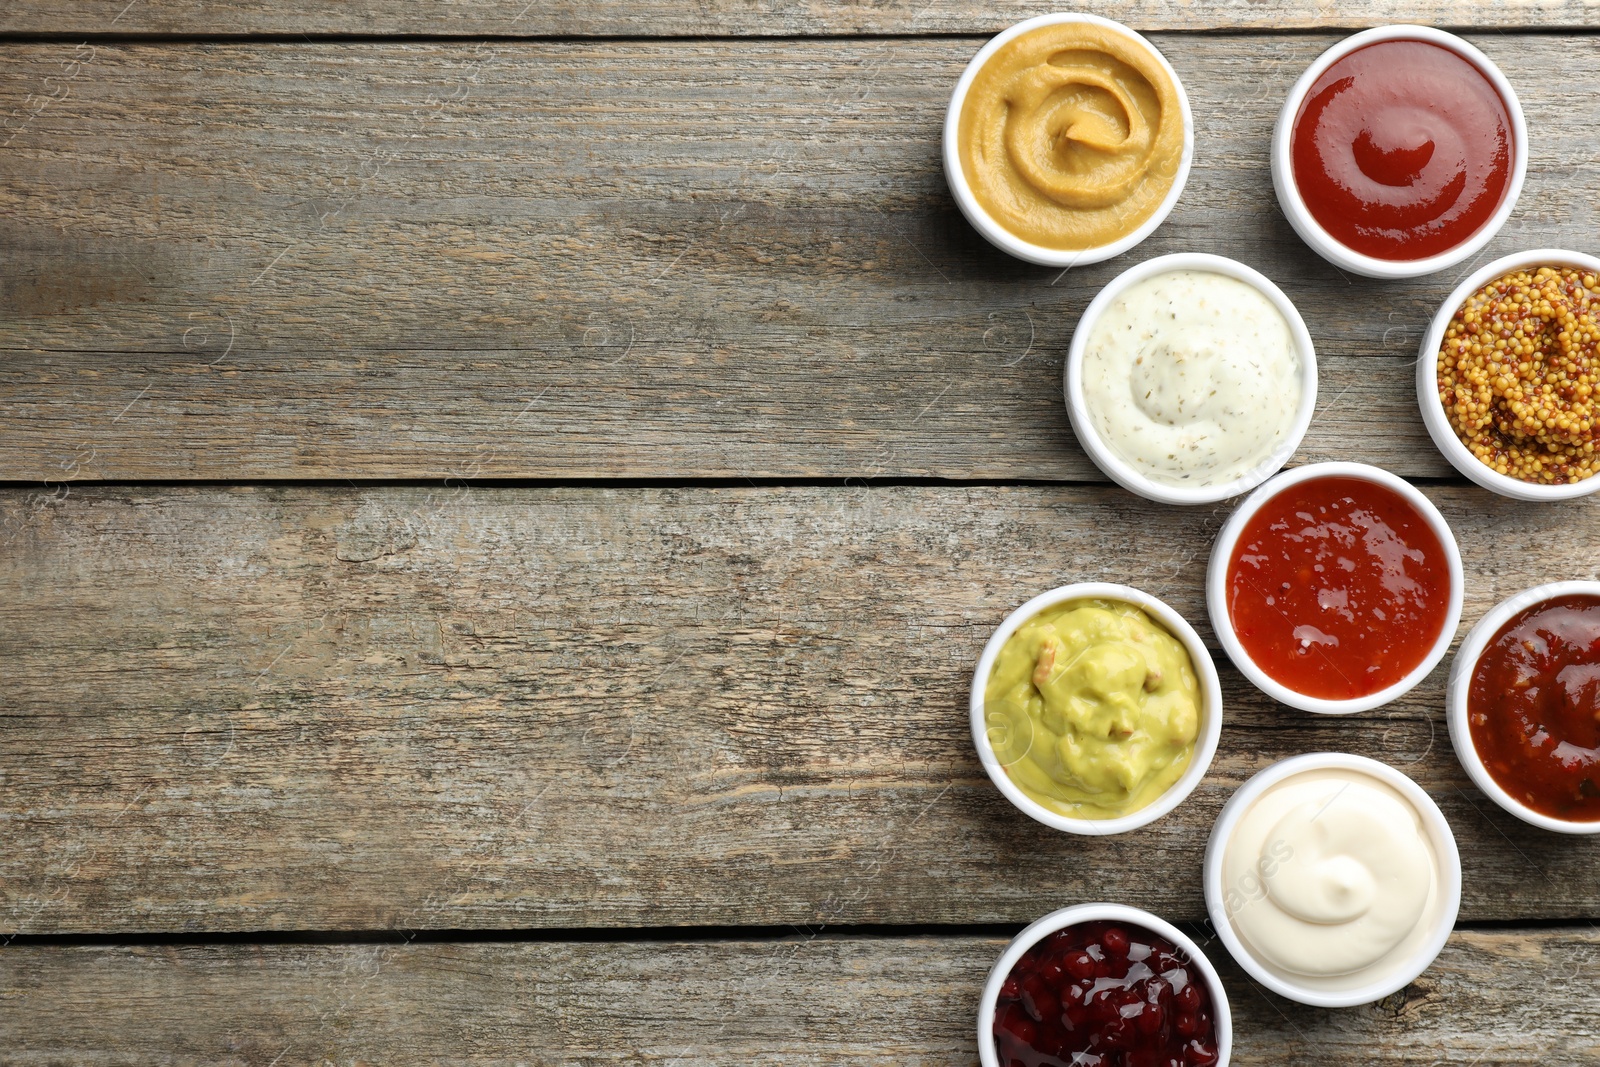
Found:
1081,270 -> 1302,487
1220,770 -> 1441,993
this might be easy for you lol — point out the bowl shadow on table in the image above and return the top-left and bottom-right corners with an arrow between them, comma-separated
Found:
1158,918 -> 1577,1066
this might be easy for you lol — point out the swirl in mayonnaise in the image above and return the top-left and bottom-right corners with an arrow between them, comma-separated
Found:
1220,769 -> 1444,993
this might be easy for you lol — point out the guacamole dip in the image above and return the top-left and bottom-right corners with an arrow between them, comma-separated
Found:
984,598 -> 1200,819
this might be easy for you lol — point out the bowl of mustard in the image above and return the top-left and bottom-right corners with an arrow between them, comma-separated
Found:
970,582 -> 1223,834
943,13 -> 1194,267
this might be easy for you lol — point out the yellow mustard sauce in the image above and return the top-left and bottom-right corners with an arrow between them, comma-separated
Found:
958,22 -> 1185,250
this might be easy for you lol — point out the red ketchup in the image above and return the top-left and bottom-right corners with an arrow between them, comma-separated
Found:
1468,595 -> 1600,822
993,921 -> 1219,1067
1226,476 -> 1451,701
1290,39 -> 1512,261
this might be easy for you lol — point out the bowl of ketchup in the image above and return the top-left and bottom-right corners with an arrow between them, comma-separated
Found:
1448,581 -> 1600,834
1271,25 -> 1526,279
1208,462 -> 1464,714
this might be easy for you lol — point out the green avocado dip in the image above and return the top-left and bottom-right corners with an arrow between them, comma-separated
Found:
984,598 -> 1201,820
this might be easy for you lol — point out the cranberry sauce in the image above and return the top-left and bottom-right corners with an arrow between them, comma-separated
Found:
992,920 -> 1220,1067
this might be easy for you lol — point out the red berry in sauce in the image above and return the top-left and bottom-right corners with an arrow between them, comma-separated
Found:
1066,951 -> 1097,980
1135,1001 -> 1165,1036
1024,980 -> 1060,1026
992,921 -> 1221,1067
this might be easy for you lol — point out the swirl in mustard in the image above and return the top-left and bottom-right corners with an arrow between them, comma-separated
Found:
958,23 -> 1185,250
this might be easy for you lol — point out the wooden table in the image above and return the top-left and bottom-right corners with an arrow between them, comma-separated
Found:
3,1 -> 1598,1062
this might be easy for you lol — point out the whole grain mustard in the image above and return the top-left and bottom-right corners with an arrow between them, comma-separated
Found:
1437,266 -> 1600,484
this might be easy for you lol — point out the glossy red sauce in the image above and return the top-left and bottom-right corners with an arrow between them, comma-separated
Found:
1290,39 -> 1512,261
1467,595 -> 1600,822
993,921 -> 1219,1067
1226,476 -> 1452,700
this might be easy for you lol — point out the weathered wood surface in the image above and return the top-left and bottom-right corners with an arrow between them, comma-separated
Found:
3,484 -> 1597,934
3,0 -> 1599,36
4,36 -> 1598,482
3,931 -> 1597,1064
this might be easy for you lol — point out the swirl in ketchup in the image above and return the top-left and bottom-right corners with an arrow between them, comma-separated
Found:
1290,39 -> 1513,261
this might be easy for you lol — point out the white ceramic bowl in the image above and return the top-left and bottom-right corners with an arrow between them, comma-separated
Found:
1271,25 -> 1526,279
1065,252 -> 1318,505
943,13 -> 1194,267
1207,461 -> 1464,714
1447,580 -> 1600,834
1417,249 -> 1600,501
1203,753 -> 1462,1008
977,902 -> 1233,1067
971,582 -> 1223,834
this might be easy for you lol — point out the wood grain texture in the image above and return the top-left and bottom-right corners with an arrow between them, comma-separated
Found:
3,931 -> 1598,1064
3,36 -> 1599,481
3,0 -> 1599,36
3,484 -> 1597,934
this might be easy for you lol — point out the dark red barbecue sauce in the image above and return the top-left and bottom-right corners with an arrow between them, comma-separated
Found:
1290,39 -> 1512,261
1468,595 -> 1600,822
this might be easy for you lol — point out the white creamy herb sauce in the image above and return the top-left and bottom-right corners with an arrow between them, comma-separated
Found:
1082,270 -> 1302,488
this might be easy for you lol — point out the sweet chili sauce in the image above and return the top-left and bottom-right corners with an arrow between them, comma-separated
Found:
1226,476 -> 1452,700
1468,595 -> 1600,822
1290,39 -> 1512,261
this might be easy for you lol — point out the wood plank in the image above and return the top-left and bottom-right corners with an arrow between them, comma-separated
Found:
3,36 -> 1598,481
3,931 -> 1597,1064
2,0 -> 1598,36
3,485 -> 1598,934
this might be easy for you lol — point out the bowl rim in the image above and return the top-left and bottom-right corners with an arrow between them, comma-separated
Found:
1064,251 -> 1319,505
1269,24 -> 1528,280
1415,248 -> 1600,501
1446,580 -> 1600,834
1202,752 -> 1463,1008
942,12 -> 1195,268
969,581 -> 1224,835
1206,461 -> 1465,714
976,901 -> 1234,1067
